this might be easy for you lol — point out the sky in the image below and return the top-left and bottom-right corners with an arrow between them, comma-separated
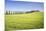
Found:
5,0 -> 44,12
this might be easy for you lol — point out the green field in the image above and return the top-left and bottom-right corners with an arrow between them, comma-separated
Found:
5,12 -> 44,31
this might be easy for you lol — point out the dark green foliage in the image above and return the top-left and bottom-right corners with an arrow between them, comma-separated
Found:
26,10 -> 40,13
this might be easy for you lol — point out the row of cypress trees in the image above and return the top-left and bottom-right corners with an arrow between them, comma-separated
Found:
5,11 -> 16,15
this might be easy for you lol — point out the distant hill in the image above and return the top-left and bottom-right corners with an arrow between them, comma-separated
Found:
26,10 -> 40,13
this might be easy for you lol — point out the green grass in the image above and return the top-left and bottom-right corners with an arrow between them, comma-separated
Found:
5,12 -> 44,31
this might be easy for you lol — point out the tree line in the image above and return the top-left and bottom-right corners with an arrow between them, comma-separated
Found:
5,10 -> 40,15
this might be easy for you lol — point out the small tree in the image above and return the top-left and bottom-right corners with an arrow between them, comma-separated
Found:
6,11 -> 8,15
8,11 -> 10,15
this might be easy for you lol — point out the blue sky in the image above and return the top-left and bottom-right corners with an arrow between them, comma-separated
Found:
5,0 -> 44,12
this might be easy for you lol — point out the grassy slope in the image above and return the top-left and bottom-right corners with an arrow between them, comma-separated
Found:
5,12 -> 44,30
